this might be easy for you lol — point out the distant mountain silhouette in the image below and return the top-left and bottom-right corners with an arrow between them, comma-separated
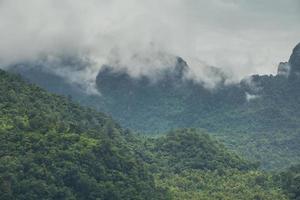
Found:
8,43 -> 300,170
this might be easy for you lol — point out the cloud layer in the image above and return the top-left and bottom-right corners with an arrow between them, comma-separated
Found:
0,0 -> 299,90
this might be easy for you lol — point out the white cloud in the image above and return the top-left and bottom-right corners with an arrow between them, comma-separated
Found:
0,0 -> 299,89
246,92 -> 260,102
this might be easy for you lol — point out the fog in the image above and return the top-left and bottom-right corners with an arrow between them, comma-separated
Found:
0,0 -> 299,90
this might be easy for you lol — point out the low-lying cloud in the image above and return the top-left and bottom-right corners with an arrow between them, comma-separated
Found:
0,0 -> 299,91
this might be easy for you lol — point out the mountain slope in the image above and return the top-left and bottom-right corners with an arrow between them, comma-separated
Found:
277,164 -> 300,200
11,45 -> 300,134
139,129 -> 287,200
0,70 -> 291,199
142,129 -> 256,172
0,70 -> 168,200
8,43 -> 300,170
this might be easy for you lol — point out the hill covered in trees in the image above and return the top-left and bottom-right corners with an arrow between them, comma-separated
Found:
0,70 -> 169,200
9,43 -> 300,170
136,129 -> 288,200
1,69 -> 296,199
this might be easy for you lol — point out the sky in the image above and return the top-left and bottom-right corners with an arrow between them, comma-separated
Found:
0,0 -> 299,90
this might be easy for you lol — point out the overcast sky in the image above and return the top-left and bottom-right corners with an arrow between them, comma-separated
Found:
0,0 -> 299,88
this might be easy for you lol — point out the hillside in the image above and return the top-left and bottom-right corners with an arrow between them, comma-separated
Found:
142,129 -> 256,172
0,70 -> 169,200
9,43 -> 300,170
138,129 -> 287,200
0,69 -> 292,199
276,164 -> 300,200
93,43 -> 300,134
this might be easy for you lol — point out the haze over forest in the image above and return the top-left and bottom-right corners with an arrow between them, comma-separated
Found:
1,0 -> 300,90
1,1 -> 300,200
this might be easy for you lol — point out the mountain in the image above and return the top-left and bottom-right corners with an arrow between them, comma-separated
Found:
8,43 -> 300,170
140,129 -> 287,200
141,128 -> 257,172
0,69 -> 169,200
10,44 -> 300,134
93,44 -> 300,134
1,69 -> 290,199
289,43 -> 300,79
9,57 -> 244,133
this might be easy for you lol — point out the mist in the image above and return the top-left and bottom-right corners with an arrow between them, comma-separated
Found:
0,0 -> 299,91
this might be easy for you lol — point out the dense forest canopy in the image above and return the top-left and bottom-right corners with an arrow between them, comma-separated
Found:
10,43 -> 300,170
0,0 -> 299,199
0,70 -> 169,200
1,69 -> 299,199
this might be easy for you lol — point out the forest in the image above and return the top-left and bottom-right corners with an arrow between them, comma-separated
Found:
0,69 -> 299,199
1,0 -> 299,199
11,43 -> 300,171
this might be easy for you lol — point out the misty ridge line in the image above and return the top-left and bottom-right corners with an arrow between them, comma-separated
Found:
0,0 -> 299,93
3,50 -> 283,99
6,53 -> 229,94
7,41 -> 300,96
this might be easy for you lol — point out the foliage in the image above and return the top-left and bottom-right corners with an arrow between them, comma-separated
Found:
0,70 -> 168,200
1,69 -> 297,199
142,129 -> 257,172
276,164 -> 300,200
132,129 -> 288,200
156,170 -> 287,200
11,60 -> 300,170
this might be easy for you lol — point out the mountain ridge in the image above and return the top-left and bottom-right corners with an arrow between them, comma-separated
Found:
6,42 -> 300,170
1,69 -> 288,199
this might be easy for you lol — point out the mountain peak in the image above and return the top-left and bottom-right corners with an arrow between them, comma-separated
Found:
96,57 -> 190,91
288,42 -> 300,78
277,62 -> 290,77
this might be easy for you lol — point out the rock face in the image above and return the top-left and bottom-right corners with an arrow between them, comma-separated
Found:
277,62 -> 290,77
288,43 -> 300,78
96,56 -> 189,92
